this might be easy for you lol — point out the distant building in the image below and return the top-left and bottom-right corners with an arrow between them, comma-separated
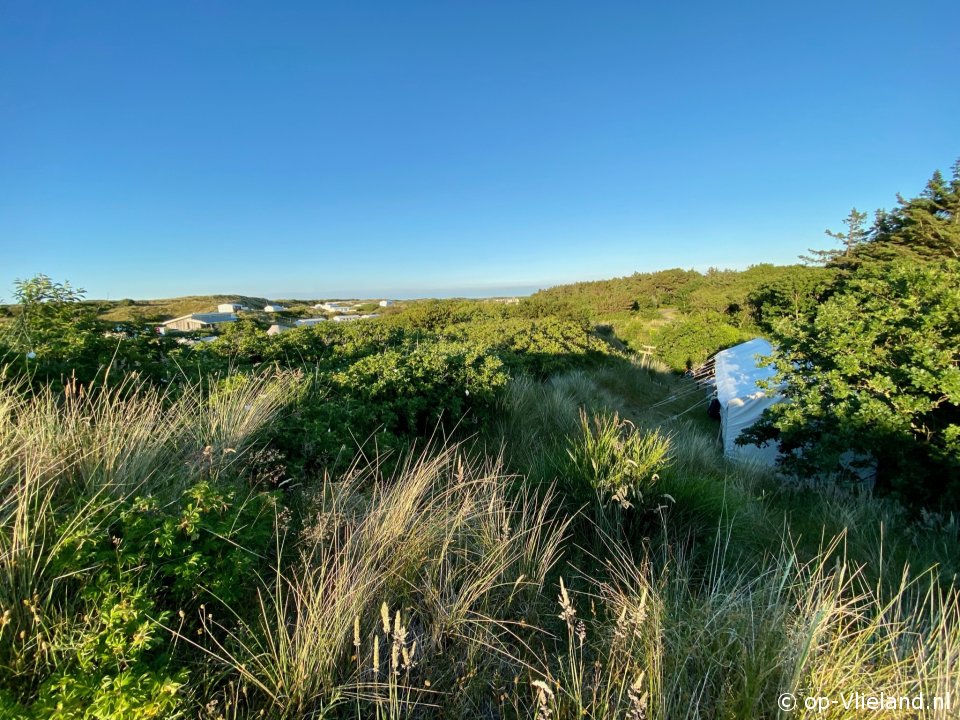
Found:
266,324 -> 291,335
295,317 -> 327,327
217,302 -> 244,313
264,304 -> 285,313
161,312 -> 237,332
317,302 -> 353,313
379,300 -> 395,307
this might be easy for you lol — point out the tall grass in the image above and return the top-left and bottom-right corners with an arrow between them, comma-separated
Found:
565,408 -> 671,509
532,533 -> 960,720
497,355 -> 710,487
498,359 -> 960,584
0,372 -> 298,694
1,366 -> 958,718
192,443 -> 570,718
192,431 -> 959,717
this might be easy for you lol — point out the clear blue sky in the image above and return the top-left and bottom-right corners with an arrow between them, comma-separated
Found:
1,1 -> 957,300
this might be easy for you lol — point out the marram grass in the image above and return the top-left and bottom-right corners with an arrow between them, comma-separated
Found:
0,373 -> 957,718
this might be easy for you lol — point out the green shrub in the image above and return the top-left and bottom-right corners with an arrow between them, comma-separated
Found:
0,480 -> 277,717
57,481 -> 278,613
651,312 -> 745,371
24,581 -> 188,720
750,260 -> 960,509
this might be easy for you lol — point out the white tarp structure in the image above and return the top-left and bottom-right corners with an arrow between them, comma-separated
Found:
713,337 -> 781,465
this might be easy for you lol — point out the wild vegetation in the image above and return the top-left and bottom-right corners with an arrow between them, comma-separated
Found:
748,162 -> 960,510
1,161 -> 958,718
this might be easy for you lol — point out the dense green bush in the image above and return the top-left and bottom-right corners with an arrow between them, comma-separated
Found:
749,260 -> 960,508
651,312 -> 746,371
529,263 -> 829,329
747,266 -> 835,331
6,582 -> 188,720
744,164 -> 960,509
1,479 -> 277,719
66,482 -> 278,610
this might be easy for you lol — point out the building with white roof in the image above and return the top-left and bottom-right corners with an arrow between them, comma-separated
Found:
161,312 -> 238,332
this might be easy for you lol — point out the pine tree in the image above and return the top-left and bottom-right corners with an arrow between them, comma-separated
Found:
801,207 -> 868,266
860,164 -> 960,261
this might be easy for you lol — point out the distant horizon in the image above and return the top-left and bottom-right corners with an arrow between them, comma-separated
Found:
83,283 -> 546,303
270,284 -> 545,302
73,259 -> 777,304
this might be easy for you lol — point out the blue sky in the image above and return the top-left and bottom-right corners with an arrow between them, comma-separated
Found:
1,1 -> 957,300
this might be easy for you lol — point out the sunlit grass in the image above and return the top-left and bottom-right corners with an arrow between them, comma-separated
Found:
1,365 -> 957,718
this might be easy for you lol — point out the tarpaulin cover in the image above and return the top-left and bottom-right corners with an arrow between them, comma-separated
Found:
713,338 -> 781,465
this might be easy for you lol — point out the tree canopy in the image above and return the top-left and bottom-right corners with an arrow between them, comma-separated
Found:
748,161 -> 960,509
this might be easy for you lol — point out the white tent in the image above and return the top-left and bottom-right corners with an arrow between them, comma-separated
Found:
712,338 -> 781,465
